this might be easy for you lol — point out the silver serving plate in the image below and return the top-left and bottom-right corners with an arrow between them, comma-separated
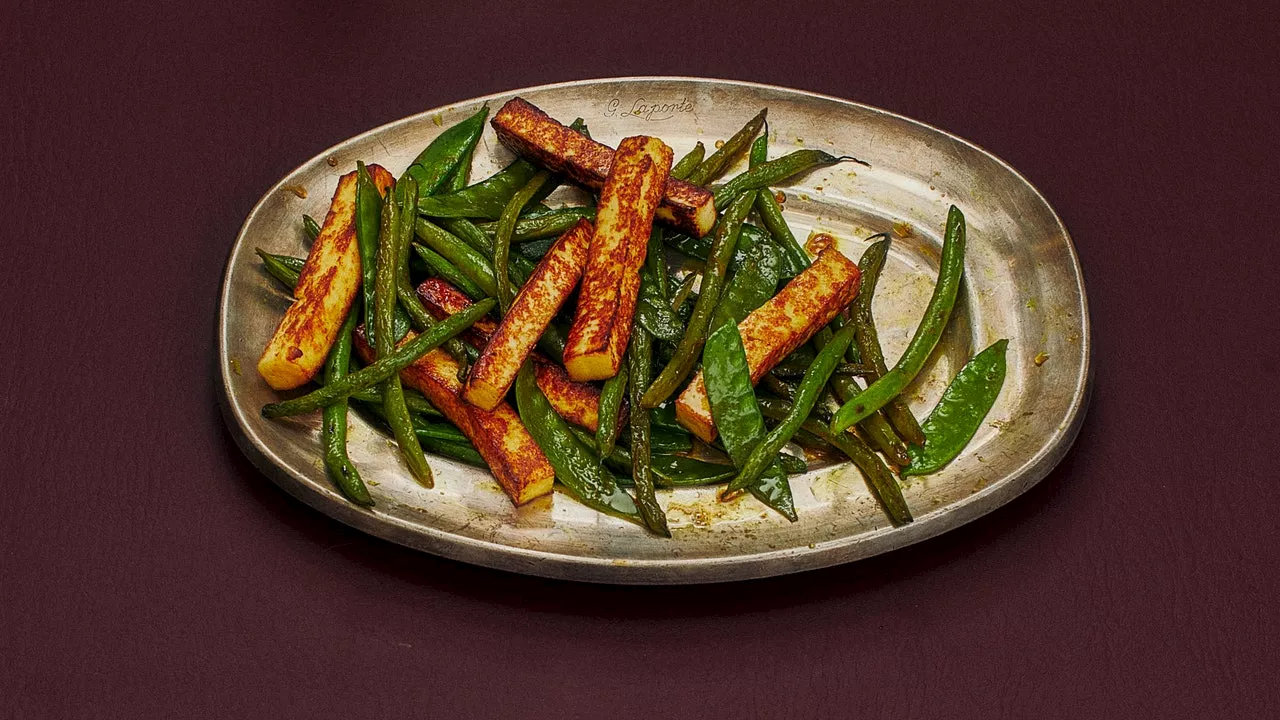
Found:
218,77 -> 1090,584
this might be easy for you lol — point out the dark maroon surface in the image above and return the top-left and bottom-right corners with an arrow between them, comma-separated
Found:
4,1 -> 1277,717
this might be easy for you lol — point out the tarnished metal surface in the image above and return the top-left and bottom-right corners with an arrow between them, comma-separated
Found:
217,77 -> 1091,584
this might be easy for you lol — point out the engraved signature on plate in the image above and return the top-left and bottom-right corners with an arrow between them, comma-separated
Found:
604,97 -> 695,122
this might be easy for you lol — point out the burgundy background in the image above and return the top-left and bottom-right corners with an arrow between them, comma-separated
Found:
3,1 -> 1277,717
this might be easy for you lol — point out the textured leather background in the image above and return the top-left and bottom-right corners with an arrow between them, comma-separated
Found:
3,1 -> 1276,717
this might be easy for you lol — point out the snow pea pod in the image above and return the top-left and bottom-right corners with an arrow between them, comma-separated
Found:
627,329 -> 671,536
636,268 -> 684,341
403,105 -> 489,195
709,240 -> 783,331
904,339 -> 1008,476
514,363 -> 645,527
321,312 -> 372,506
686,109 -> 767,186
853,237 -> 926,445
831,205 -> 968,433
641,191 -> 754,408
261,299 -> 495,418
729,320 -> 857,492
712,150 -> 864,207
703,323 -> 796,521
416,158 -> 538,219
412,243 -> 486,300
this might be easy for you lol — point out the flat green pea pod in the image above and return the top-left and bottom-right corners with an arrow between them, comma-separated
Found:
729,320 -> 857,492
417,158 -> 539,219
703,323 -> 796,521
665,224 -> 777,275
831,205 -> 968,433
686,109 -> 767,186
403,105 -> 489,195
710,240 -> 783,332
712,150 -> 866,207
412,244 -> 486,300
648,426 -> 693,454
514,363 -> 645,527
595,365 -> 628,458
904,339 -> 1008,476
636,267 -> 684,341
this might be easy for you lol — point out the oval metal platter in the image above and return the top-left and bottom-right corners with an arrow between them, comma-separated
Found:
218,77 -> 1091,584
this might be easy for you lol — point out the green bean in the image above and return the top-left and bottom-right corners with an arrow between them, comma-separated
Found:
256,248 -> 301,290
358,403 -> 485,466
749,131 -> 769,168
801,418 -> 912,526
494,170 -> 552,314
670,142 -> 706,181
355,162 -> 384,340
832,205 -> 967,432
514,363 -> 645,525
852,237 -> 926,445
729,320 -> 857,492
776,452 -> 809,475
376,177 -> 433,486
321,311 -> 372,506
595,365 -> 628,458
411,243 -> 486,300
754,187 -> 810,275
351,386 -> 441,417
709,240 -> 783,331
262,298 -> 495,418
476,207 -> 595,243
686,109 -> 767,186
642,192 -> 755,408
566,426 -> 746,488
627,328 -> 671,536
703,323 -> 796,521
404,105 -> 489,195
712,150 -> 862,207
904,339 -> 1008,476
812,325 -> 912,467
647,226 -> 670,303
302,214 -> 322,242
414,219 -> 500,298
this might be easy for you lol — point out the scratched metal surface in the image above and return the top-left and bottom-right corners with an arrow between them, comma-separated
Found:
217,77 -> 1091,583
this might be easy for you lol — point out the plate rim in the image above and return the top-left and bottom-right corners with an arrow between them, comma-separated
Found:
217,75 -> 1092,584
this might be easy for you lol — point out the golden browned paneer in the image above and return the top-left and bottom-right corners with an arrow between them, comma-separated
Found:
492,98 -> 715,237
257,166 -> 395,390
563,136 -> 673,382
416,278 -> 604,431
354,333 -> 554,505
463,219 -> 592,410
676,247 -> 862,441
